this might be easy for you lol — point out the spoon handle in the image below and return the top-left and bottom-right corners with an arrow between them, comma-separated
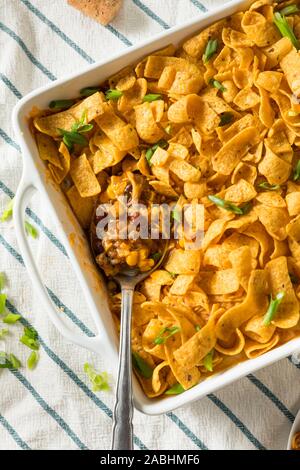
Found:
111,287 -> 134,450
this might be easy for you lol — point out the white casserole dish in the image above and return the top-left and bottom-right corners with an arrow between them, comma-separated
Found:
12,0 -> 300,415
287,407 -> 300,449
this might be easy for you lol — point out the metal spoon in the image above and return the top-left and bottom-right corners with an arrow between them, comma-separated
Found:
90,213 -> 169,449
110,243 -> 168,450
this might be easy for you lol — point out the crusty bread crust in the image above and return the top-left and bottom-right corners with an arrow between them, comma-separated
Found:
67,0 -> 123,25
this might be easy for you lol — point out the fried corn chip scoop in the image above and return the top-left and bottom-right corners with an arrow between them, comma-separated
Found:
89,190 -> 169,450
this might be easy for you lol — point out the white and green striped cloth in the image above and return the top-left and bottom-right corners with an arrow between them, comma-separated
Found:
0,0 -> 299,450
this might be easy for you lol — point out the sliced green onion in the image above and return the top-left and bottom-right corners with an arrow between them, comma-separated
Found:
76,109 -> 88,126
23,326 -> 38,340
9,354 -> 22,369
203,39 -> 218,63
63,134 -> 81,149
3,313 -> 21,324
171,209 -> 181,222
57,111 -> 92,150
58,121 -> 94,150
279,4 -> 300,16
209,79 -> 227,92
150,252 -> 161,262
257,182 -> 281,191
58,129 -> 88,150
0,328 -> 9,339
27,351 -> 39,370
238,201 -> 252,215
25,221 -> 39,239
208,195 -> 252,215
156,139 -> 168,149
143,93 -> 162,102
203,349 -> 214,372
0,293 -> 6,314
273,12 -> 300,49
132,352 -> 153,378
71,112 -> 93,133
167,271 -> 177,279
80,86 -> 101,97
154,326 -> 180,345
195,325 -> 201,332
263,292 -> 285,326
105,89 -> 123,101
0,352 -> 21,369
49,99 -> 75,110
84,363 -> 110,392
145,147 -> 154,163
74,123 -> 93,133
219,112 -> 233,127
293,160 -> 300,181
145,139 -> 168,164
0,352 -> 9,368
0,272 -> 6,291
1,198 -> 14,222
165,383 -> 185,395
20,336 -> 39,350
0,352 -> 10,368
20,327 -> 40,351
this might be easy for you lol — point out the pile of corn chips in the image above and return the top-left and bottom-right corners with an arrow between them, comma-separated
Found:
33,0 -> 300,397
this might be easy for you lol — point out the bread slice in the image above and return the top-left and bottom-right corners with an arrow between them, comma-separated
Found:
68,0 -> 123,25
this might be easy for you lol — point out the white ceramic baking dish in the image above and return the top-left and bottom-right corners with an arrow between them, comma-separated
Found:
287,407 -> 300,449
12,0 -> 300,415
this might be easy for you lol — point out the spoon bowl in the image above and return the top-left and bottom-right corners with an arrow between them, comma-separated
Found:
113,239 -> 170,288
90,203 -> 169,449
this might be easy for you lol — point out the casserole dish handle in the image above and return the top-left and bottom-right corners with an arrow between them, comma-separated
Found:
14,175 -> 104,354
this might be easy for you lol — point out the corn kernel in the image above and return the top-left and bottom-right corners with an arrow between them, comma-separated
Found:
106,185 -> 115,199
138,259 -> 155,270
138,260 -> 147,268
126,252 -> 139,266
179,239 -> 185,248
139,265 -> 149,272
139,248 -> 149,261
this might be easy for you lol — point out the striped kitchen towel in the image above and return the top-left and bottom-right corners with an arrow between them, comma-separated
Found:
0,0 -> 300,450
